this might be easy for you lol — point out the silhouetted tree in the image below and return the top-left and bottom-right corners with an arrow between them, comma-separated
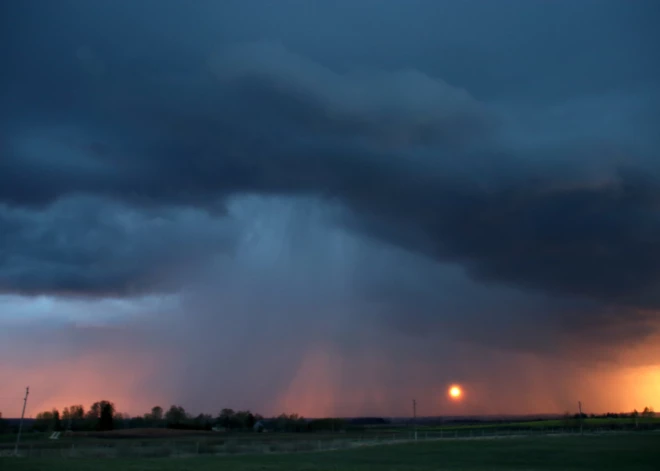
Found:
34,410 -> 54,432
0,412 -> 6,433
62,405 -> 85,420
273,413 -> 307,432
113,412 -> 129,429
99,401 -> 115,431
143,406 -> 165,427
218,408 -> 235,429
244,411 -> 256,430
62,404 -> 85,430
192,414 -> 213,430
150,406 -> 163,421
52,409 -> 63,432
84,401 -> 115,431
86,403 -> 101,420
165,405 -> 187,425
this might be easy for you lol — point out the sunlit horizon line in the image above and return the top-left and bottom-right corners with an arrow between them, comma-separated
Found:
7,404 -> 655,420
7,410 -> 656,420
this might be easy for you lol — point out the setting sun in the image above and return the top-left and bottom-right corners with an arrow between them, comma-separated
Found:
449,385 -> 462,399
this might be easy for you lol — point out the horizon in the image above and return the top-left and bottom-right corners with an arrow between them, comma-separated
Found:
3,408 -> 652,422
1,391 -> 656,421
1,0 -> 659,419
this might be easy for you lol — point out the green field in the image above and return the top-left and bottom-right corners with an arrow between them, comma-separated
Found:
377,417 -> 660,432
2,433 -> 659,471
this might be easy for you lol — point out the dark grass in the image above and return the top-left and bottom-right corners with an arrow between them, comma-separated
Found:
371,417 -> 660,432
2,416 -> 656,445
2,433 -> 659,471
0,431 -> 375,450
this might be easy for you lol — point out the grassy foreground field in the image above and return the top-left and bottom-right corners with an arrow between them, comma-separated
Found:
373,417 -> 660,433
2,433 -> 659,471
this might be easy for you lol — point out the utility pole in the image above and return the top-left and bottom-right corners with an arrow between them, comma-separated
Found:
14,386 -> 29,456
412,399 -> 417,441
578,401 -> 583,435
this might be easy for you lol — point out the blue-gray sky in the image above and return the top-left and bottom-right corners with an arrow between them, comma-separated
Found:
1,0 -> 659,417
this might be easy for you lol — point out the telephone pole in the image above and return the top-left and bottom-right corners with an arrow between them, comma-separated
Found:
578,401 -> 583,435
412,399 -> 417,441
14,386 -> 29,456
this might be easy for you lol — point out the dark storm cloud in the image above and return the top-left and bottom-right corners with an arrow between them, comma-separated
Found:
0,198 -> 237,296
3,1 -> 660,418
1,0 -> 659,311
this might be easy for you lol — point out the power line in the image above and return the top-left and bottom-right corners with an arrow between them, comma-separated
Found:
578,400 -> 583,435
412,399 -> 417,441
14,386 -> 29,456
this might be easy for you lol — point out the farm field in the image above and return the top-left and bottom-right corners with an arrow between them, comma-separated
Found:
2,433 -> 659,471
374,416 -> 660,432
2,416 -> 660,458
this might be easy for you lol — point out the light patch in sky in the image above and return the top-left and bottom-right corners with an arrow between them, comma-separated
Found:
0,294 -> 180,326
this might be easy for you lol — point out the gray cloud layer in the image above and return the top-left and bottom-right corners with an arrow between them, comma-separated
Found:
1,0 -> 660,404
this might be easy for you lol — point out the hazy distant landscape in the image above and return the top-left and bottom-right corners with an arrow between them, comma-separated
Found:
2,400 -> 659,469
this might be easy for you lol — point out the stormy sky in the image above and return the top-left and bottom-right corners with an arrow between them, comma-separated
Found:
1,0 -> 659,418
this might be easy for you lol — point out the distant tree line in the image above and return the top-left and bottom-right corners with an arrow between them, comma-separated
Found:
11,403 -> 654,436
565,407 -> 655,421
600,407 -> 656,419
14,401 -> 369,434
33,401 -> 116,432
560,407 -> 656,429
0,412 -> 7,434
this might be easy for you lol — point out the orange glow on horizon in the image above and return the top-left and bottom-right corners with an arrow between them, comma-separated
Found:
274,344 -> 408,417
0,351 -> 168,418
2,333 -> 659,418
